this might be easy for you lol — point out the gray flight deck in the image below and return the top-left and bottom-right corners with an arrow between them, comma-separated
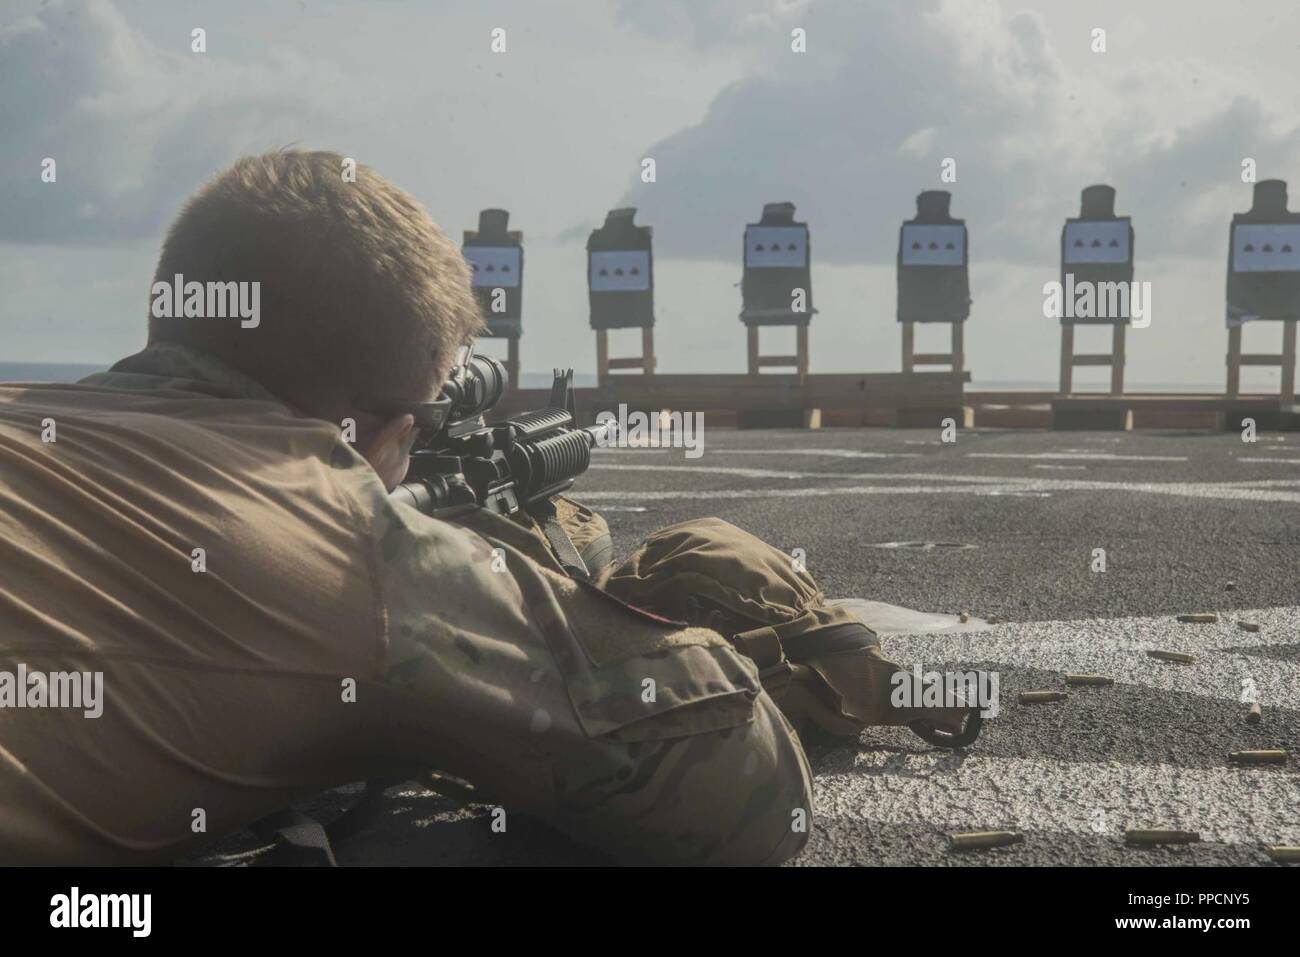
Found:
193,427 -> 1300,867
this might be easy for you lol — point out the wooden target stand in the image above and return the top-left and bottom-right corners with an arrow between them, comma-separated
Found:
899,320 -> 971,428
1052,322 -> 1131,430
1058,323 -> 1126,395
746,322 -> 810,377
596,328 -> 668,441
596,326 -> 657,382
742,320 -> 817,428
901,320 -> 964,376
1226,320 -> 1297,401
1223,320 -> 1299,432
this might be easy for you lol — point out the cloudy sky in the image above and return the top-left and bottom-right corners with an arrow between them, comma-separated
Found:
3,0 -> 1300,388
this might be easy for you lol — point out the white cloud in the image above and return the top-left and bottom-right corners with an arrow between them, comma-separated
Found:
612,0 -> 813,49
0,0 -> 340,244
614,0 -> 1300,263
4,0 -> 1299,388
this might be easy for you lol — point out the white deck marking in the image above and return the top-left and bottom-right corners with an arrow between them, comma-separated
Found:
591,462 -> 853,480
584,464 -> 1300,504
1230,479 -> 1300,487
593,447 -> 923,459
968,452 -> 1188,462
815,754 -> 1299,844
814,605 -> 1299,845
874,607 -> 1300,707
710,449 -> 923,459
590,464 -> 1057,483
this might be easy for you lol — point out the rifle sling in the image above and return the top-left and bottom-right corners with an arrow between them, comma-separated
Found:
530,497 -> 591,580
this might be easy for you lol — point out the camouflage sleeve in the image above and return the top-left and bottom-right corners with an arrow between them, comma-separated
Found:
333,460 -> 813,865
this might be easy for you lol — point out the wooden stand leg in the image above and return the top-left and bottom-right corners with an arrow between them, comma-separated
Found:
1226,325 -> 1242,398
951,321 -> 964,375
1110,323 -> 1126,396
642,326 -> 656,376
901,321 -> 914,374
1059,324 -> 1074,395
797,323 -> 809,378
1282,319 -> 1297,404
747,326 -> 759,375
596,329 -> 609,384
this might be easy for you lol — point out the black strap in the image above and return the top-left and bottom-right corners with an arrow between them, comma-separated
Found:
732,620 -> 879,669
249,807 -> 339,867
781,621 -> 880,662
530,498 -> 591,580
326,778 -> 395,843
249,778 -> 395,867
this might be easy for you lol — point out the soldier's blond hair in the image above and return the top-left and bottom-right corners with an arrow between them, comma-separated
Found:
148,150 -> 484,418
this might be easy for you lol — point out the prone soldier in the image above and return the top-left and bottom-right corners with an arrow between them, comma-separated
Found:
0,152 -> 973,865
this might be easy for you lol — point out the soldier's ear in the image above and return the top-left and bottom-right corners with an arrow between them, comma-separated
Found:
357,414 -> 415,491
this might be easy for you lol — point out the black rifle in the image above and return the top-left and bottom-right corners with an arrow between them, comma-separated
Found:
391,353 -> 613,575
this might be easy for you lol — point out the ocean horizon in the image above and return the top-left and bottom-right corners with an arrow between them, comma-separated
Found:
0,362 -> 1234,395
1,362 -> 107,382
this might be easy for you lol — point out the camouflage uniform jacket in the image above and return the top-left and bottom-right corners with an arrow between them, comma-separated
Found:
0,343 -> 811,864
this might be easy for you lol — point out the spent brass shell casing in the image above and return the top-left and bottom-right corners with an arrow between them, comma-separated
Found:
1229,749 -> 1287,765
1065,674 -> 1114,686
1125,829 -> 1201,846
1266,846 -> 1300,863
1147,650 -> 1194,664
1176,613 -> 1218,623
1246,703 -> 1262,725
1019,691 -> 1068,704
1238,620 -> 1261,633
949,831 -> 1024,852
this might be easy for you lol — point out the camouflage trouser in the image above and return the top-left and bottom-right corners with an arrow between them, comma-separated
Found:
432,498 -> 814,865
429,499 -> 969,866
559,506 -> 970,737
